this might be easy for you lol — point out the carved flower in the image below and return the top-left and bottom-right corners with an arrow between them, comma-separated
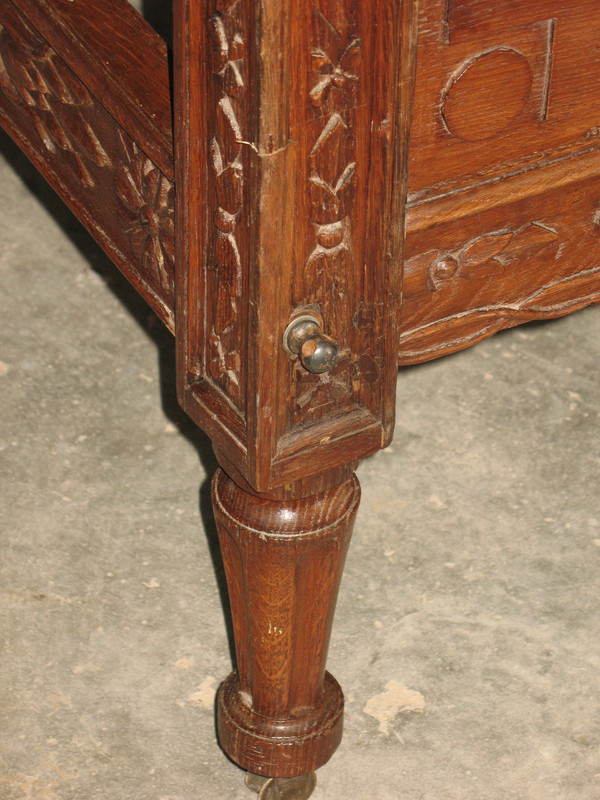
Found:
114,132 -> 174,296
310,37 -> 360,107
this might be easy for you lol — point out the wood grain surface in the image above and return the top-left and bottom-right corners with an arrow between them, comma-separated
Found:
400,0 -> 600,364
3,0 -> 600,787
212,468 -> 360,777
0,0 -> 175,327
174,0 -> 419,492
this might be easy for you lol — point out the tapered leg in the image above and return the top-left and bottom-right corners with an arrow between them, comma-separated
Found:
211,467 -> 361,779
173,0 -> 419,790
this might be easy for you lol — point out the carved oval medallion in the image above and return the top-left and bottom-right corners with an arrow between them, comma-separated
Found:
441,48 -> 533,142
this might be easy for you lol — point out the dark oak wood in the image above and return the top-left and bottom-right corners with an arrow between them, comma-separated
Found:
0,0 -> 174,328
3,0 -> 600,793
400,0 -> 600,364
213,468 -> 360,777
0,0 -> 419,786
173,0 -> 419,493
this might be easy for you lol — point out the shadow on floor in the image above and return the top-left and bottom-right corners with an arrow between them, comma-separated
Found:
0,126 -> 236,668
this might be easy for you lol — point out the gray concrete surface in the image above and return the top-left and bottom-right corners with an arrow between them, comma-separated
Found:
1,79 -> 600,800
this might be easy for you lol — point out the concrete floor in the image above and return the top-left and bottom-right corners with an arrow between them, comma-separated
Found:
2,84 -> 600,800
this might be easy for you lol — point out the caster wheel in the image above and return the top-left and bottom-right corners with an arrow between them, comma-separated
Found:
246,771 -> 317,800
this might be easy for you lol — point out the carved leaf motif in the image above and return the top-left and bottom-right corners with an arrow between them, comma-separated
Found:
114,162 -> 144,212
215,233 -> 242,293
310,115 -> 349,186
458,223 -> 559,276
143,235 -> 167,280
310,114 -> 354,192
339,38 -> 361,78
309,178 -> 342,224
214,96 -> 242,171
42,54 -> 92,108
459,232 -> 514,270
160,221 -> 175,266
215,164 -> 243,214
222,60 -> 244,98
0,23 -> 109,184
0,28 -> 36,103
209,332 -> 240,388
421,223 -> 560,293
497,223 -> 558,264
215,289 -> 236,337
208,14 -> 229,71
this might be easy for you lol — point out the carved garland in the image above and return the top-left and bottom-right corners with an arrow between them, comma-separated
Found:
294,1 -> 362,414
207,8 -> 246,405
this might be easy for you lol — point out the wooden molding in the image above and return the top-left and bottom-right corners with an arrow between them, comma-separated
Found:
174,0 -> 419,492
0,0 -> 175,329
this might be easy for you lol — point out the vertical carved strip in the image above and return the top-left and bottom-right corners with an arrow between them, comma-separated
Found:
207,5 -> 247,409
293,0 -> 362,417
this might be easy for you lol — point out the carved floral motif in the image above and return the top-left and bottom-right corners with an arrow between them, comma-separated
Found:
423,222 -> 560,292
113,131 -> 175,296
0,18 -> 174,305
399,220 -> 582,364
0,22 -> 110,187
310,37 -> 360,107
207,8 -> 246,402
296,0 -> 362,413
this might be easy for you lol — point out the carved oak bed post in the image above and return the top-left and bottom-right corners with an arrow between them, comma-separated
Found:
173,0 -> 418,792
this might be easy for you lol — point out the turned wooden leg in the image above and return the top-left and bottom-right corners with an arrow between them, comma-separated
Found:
173,0 -> 418,791
211,467 -> 360,779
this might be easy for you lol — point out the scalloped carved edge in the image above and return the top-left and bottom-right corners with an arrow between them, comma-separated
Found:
398,266 -> 600,365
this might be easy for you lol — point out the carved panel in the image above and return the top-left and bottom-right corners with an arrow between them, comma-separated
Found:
420,222 -> 560,292
406,0 -> 588,202
292,0 -> 363,422
206,4 -> 248,410
176,0 -> 418,490
0,8 -> 175,321
441,48 -> 533,141
401,172 -> 600,366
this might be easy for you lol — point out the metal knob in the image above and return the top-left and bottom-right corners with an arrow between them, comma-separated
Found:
283,315 -> 339,374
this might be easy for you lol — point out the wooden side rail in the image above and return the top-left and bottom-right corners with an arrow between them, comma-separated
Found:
0,0 -> 174,328
398,0 -> 600,364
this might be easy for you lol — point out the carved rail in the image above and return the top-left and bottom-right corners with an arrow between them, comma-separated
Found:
0,0 -> 175,329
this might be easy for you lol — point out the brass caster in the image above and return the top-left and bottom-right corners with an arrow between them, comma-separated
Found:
246,772 -> 317,800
